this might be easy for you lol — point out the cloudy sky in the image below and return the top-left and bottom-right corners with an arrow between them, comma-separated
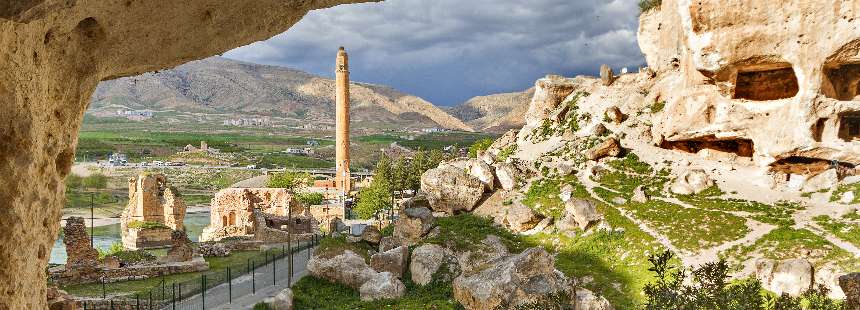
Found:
225,0 -> 645,106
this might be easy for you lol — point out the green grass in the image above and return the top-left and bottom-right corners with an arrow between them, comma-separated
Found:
595,153 -> 671,198
423,214 -> 527,253
678,195 -> 802,227
723,226 -> 858,271
316,236 -> 377,262
814,215 -> 860,248
622,200 -> 749,252
292,273 -> 462,309
649,100 -> 665,112
831,182 -> 860,204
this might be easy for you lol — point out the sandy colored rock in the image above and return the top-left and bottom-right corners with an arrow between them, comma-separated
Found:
308,250 -> 377,290
840,273 -> 860,310
586,138 -> 621,161
0,1 -> 375,306
62,217 -> 99,269
559,199 -> 601,231
575,288 -> 614,310
505,203 -> 541,233
163,230 -> 195,263
359,272 -> 406,301
494,162 -> 520,191
525,75 -> 579,126
370,246 -> 408,279
670,169 -> 714,195
756,258 -> 814,297
600,65 -> 615,86
420,165 -> 485,213
121,173 -> 186,249
410,244 -> 460,286
604,106 -> 624,124
361,225 -> 382,245
393,207 -> 436,246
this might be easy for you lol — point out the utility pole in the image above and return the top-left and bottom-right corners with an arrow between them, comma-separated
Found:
90,192 -> 94,246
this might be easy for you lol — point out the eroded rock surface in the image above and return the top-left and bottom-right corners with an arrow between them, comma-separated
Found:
359,272 -> 406,301
420,164 -> 486,213
0,1 -> 374,306
410,244 -> 460,286
307,250 -> 377,290
756,258 -> 814,297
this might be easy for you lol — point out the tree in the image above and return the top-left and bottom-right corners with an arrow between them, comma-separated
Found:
267,171 -> 312,191
296,192 -> 324,206
353,178 -> 391,220
468,138 -> 494,158
82,174 -> 108,190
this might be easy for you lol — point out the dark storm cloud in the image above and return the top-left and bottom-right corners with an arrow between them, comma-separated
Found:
224,0 -> 644,106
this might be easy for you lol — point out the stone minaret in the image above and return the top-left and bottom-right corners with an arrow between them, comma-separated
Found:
335,47 -> 352,193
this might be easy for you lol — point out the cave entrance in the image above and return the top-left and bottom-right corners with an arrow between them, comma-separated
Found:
769,156 -> 855,176
733,67 -> 799,100
838,112 -> 860,141
823,63 -> 860,100
660,136 -> 754,157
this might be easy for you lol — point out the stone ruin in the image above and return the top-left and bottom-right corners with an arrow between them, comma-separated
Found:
120,173 -> 187,250
638,0 -> 860,188
162,230 -> 195,263
61,217 -> 100,279
201,188 -> 316,242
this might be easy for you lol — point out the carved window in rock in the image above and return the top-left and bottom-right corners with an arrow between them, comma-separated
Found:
838,112 -> 860,141
823,63 -> 860,100
733,67 -> 799,100
659,136 -> 754,157
222,215 -> 229,226
228,212 -> 237,226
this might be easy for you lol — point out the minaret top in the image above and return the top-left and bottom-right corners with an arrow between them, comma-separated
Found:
337,47 -> 348,72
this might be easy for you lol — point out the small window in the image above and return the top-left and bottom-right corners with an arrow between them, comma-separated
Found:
839,112 -> 860,141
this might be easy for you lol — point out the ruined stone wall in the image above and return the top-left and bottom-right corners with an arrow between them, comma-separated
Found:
0,1 -> 376,307
201,188 -> 299,241
62,217 -> 98,268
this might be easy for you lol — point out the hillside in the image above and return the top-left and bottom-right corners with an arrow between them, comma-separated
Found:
448,88 -> 534,133
89,57 -> 472,131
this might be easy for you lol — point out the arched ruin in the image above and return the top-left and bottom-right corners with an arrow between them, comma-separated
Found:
0,1 -> 374,308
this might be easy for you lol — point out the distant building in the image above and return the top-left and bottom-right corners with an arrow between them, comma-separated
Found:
306,140 -> 320,147
422,127 -> 447,133
116,110 -> 154,121
223,117 -> 272,127
108,153 -> 128,166
283,148 -> 314,156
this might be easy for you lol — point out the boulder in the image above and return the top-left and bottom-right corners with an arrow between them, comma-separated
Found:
558,199 -> 601,231
755,258 -> 813,297
604,106 -> 624,124
802,169 -> 839,193
359,272 -> 406,301
559,184 -> 574,202
505,203 -> 541,233
361,226 -> 382,245
574,288 -> 614,310
522,217 -> 553,236
394,207 -> 436,246
163,230 -> 194,263
494,162 -> 520,191
632,186 -> 649,203
841,191 -> 856,204
585,138 -> 621,161
840,273 -> 860,309
307,250 -> 377,290
378,236 -> 400,253
198,243 -> 230,257
420,165 -> 485,213
46,286 -> 78,310
270,288 -> 293,310
525,75 -> 579,126
370,246 -> 408,279
402,193 -> 432,211
457,235 -> 510,275
329,217 -> 349,234
670,169 -> 714,195
480,152 -> 496,166
453,247 -> 575,309
611,197 -> 627,205
600,64 -> 615,86
411,244 -> 460,286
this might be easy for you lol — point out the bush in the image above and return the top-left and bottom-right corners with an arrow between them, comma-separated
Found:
468,138 -> 494,158
639,0 -> 661,12
82,174 -> 108,190
353,179 -> 392,220
643,250 -> 844,309
268,171 -> 312,191
127,220 -> 169,229
296,192 -> 324,206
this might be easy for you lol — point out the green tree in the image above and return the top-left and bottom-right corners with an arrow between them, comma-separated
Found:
296,192 -> 324,206
268,171 -> 312,191
391,156 -> 409,195
353,179 -> 392,220
82,174 -> 108,190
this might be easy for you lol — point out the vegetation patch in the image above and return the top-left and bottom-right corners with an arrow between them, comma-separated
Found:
316,236 -> 376,262
723,226 -> 859,271
678,195 -> 802,227
424,214 -> 527,253
814,215 -> 860,248
623,200 -> 749,252
126,220 -> 169,230
830,181 -> 860,204
497,144 -> 518,161
292,273 -> 461,309
595,153 -> 671,198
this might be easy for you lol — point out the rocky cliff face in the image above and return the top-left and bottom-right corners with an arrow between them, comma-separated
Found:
0,1 -> 375,308
92,57 -> 473,131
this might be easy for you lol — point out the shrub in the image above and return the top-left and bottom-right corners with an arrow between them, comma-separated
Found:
296,192 -> 324,206
639,0 -> 662,13
82,174 -> 108,190
497,144 -> 518,161
268,171 -> 312,191
468,138 -> 494,158
127,220 -> 169,229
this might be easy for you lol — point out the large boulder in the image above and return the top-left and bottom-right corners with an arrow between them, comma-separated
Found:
840,273 -> 860,309
420,165 -> 485,213
457,235 -> 510,275
269,288 -> 293,310
631,185 -> 649,203
585,138 -> 621,161
361,226 -> 382,245
411,244 -> 461,286
558,199 -> 601,231
370,246 -> 408,279
525,75 -> 579,126
670,169 -> 714,195
393,207 -> 436,246
494,162 -> 520,191
755,258 -> 814,297
453,247 -> 575,309
504,203 -> 541,233
307,250 -> 377,290
378,236 -> 400,253
359,272 -> 406,301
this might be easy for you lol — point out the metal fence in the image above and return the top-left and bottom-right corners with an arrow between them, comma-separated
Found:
79,235 -> 319,310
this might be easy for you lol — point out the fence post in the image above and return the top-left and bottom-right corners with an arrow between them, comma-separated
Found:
172,282 -> 176,310
273,252 -> 277,286
110,299 -> 114,310
102,279 -> 106,299
135,293 -> 139,310
178,283 -> 182,303
201,275 -> 207,310
252,260 -> 256,294
83,300 -> 87,310
228,267 -> 232,304
161,277 -> 165,301
148,291 -> 152,310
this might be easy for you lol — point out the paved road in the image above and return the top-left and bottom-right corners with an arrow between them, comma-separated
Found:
164,244 -> 314,310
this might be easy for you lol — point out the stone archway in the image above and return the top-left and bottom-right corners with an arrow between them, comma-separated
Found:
0,1 -> 375,308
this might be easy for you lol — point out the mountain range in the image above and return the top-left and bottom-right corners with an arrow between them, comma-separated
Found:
89,57 -> 531,133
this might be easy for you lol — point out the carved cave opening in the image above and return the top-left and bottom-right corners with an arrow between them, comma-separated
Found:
769,156 -> 854,176
660,136 -> 754,157
812,118 -> 827,142
838,112 -> 860,141
733,67 -> 799,101
823,63 -> 860,100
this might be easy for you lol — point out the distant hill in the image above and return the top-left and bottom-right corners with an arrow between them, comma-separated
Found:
89,57 -> 473,131
448,88 -> 535,133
